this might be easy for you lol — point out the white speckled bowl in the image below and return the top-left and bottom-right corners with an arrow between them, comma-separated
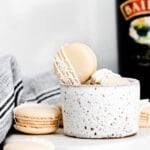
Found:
61,78 -> 140,138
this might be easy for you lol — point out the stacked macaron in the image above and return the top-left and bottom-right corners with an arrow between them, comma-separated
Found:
13,104 -> 60,134
53,43 -> 97,85
139,104 -> 150,128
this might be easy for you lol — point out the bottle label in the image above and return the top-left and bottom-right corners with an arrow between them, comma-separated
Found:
120,0 -> 150,20
120,0 -> 150,67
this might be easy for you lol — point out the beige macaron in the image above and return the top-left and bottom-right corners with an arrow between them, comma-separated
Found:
13,103 -> 61,134
139,105 -> 150,128
56,103 -> 63,127
3,141 -> 54,150
53,43 -> 97,85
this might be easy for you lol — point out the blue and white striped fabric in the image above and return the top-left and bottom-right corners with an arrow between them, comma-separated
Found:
0,56 -> 60,144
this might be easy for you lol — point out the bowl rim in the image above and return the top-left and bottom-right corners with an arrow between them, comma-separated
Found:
60,78 -> 140,88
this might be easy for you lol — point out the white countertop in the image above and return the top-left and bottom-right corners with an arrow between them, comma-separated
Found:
5,128 -> 150,150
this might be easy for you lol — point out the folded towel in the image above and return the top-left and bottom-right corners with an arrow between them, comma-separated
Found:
0,56 -> 60,144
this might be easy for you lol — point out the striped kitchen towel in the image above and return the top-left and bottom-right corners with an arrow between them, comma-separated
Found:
0,56 -> 60,144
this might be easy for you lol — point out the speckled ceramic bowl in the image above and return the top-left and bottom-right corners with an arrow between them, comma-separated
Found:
61,78 -> 140,138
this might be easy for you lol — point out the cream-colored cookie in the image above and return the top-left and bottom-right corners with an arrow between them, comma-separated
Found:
90,69 -> 130,86
4,141 -> 54,150
13,103 -> 60,134
139,105 -> 150,128
56,103 -> 63,127
54,43 -> 97,85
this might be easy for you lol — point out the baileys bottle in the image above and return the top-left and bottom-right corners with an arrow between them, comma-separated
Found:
116,0 -> 150,98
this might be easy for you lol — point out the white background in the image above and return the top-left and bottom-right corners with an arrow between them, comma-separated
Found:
0,0 -> 117,77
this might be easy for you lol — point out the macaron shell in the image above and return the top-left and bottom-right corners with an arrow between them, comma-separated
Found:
63,43 -> 97,83
139,121 -> 150,128
14,104 -> 60,119
54,47 -> 80,85
14,124 -> 57,134
4,141 -> 53,150
84,44 -> 97,73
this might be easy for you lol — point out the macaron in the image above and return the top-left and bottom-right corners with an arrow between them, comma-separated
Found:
3,141 -> 54,150
90,69 -> 130,86
139,105 -> 150,128
13,103 -> 61,134
53,43 -> 97,85
56,103 -> 63,127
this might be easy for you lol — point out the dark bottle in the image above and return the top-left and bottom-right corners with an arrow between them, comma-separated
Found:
116,0 -> 150,99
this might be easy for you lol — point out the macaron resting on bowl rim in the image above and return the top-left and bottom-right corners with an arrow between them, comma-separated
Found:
53,43 -> 97,85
